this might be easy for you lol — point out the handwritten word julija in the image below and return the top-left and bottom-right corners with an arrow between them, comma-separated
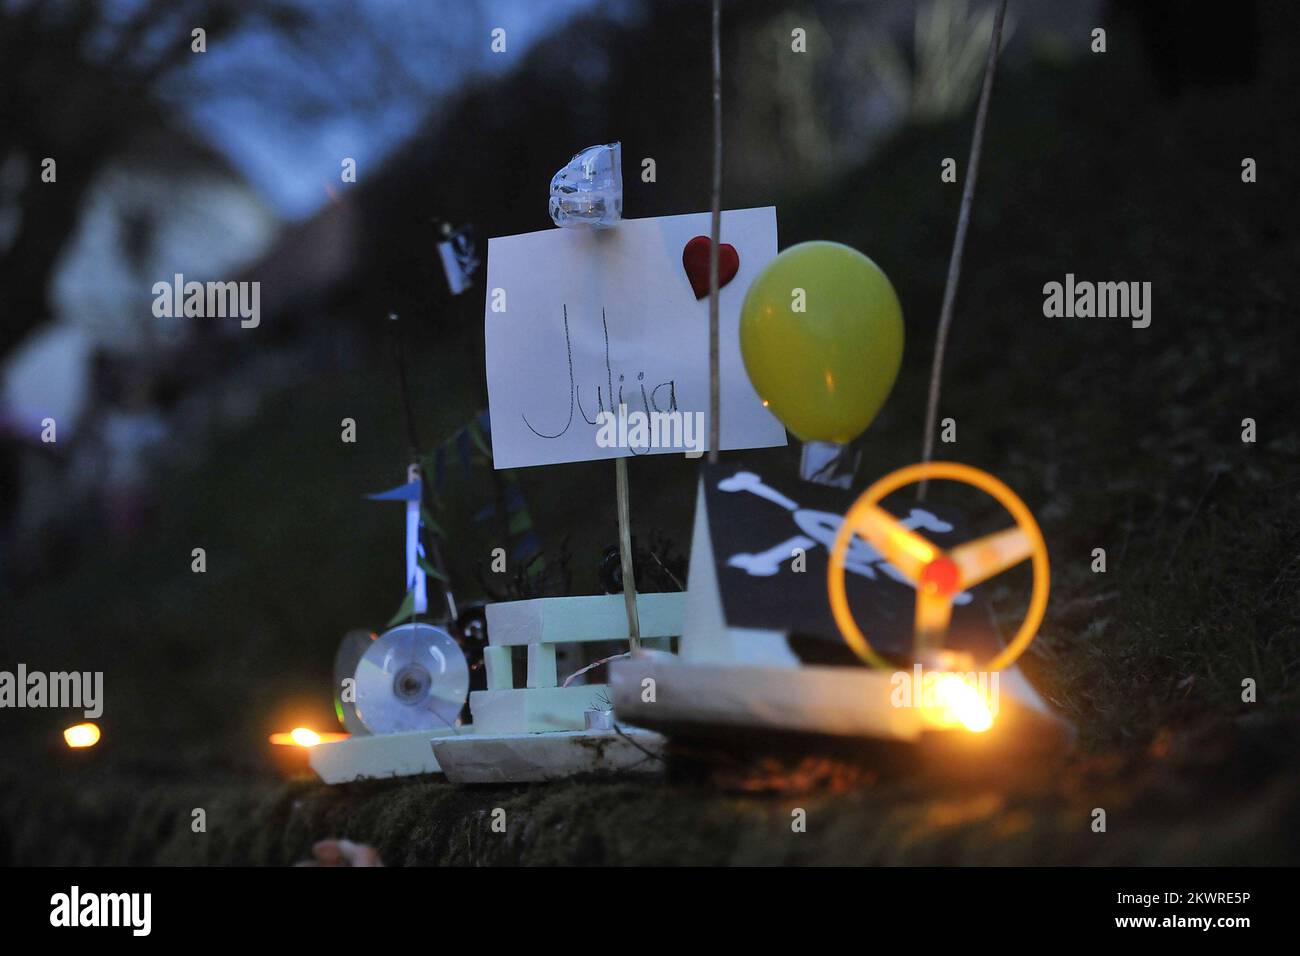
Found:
522,305 -> 704,455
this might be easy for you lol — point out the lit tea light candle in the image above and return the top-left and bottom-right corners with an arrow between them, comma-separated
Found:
269,727 -> 348,748
922,673 -> 995,734
63,722 -> 101,748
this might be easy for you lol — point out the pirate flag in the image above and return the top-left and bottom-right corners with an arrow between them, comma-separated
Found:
702,461 -> 1006,668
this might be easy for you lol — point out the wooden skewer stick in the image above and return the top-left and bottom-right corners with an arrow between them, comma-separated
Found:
615,455 -> 641,652
620,0 -> 719,647
707,0 -> 722,464
918,0 -> 1009,501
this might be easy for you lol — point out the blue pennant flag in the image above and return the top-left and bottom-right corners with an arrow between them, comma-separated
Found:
365,480 -> 422,502
365,475 -> 427,615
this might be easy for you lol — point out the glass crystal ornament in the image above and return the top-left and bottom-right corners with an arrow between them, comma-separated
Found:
549,142 -> 623,228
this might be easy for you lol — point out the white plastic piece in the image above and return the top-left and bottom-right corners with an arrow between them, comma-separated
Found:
680,478 -> 799,666
484,592 -> 685,646
309,728 -> 458,784
484,645 -> 513,690
432,727 -> 664,784
526,643 -> 557,688
611,656 -> 922,740
468,685 -> 607,734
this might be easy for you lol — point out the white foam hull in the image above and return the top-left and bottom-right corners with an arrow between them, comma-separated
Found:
431,727 -> 665,783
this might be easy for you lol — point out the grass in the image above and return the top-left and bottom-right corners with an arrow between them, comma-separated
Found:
2,23 -> 1299,865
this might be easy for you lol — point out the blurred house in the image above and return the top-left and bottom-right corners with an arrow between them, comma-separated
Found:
0,123 -> 280,582
50,126 -> 280,357
4,124 -> 278,434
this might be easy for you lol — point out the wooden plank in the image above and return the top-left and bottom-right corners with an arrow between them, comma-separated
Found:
485,592 -> 686,646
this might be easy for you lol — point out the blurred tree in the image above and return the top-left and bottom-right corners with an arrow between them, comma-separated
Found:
0,0 -> 302,355
1,4 -> 239,349
0,0 -> 483,358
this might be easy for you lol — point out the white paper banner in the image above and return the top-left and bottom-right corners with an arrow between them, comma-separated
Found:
484,207 -> 787,469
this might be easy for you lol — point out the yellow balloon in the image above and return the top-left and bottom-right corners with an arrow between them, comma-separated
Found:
740,241 -> 903,443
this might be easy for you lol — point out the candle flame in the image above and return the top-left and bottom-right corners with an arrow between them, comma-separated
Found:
63,722 -> 101,748
269,727 -> 348,748
923,674 -> 994,734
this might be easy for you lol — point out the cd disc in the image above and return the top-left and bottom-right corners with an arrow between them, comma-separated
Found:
334,629 -> 376,736
353,623 -> 469,735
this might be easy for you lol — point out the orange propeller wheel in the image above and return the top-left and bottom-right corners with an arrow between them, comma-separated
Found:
827,462 -> 1050,672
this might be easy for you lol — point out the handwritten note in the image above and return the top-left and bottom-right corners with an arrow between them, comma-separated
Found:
484,207 -> 787,469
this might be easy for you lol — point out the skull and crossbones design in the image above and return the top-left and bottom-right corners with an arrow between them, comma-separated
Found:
718,471 -> 973,605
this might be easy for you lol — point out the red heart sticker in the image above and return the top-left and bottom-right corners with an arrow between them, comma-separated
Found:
682,235 -> 739,300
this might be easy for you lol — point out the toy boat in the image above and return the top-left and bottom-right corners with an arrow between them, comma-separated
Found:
609,466 -> 1073,755
311,461 -> 1070,785
308,197 -> 1068,784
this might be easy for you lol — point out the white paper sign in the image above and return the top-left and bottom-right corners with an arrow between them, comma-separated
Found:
485,207 -> 787,469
